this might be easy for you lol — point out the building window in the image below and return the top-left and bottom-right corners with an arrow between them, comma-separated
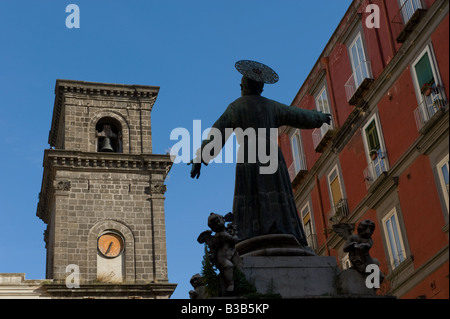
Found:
316,86 -> 334,134
312,86 -> 335,152
327,165 -> 349,224
382,208 -> 407,269
412,45 -> 448,131
300,202 -> 317,250
342,254 -> 352,270
362,114 -> 389,188
399,0 -> 424,24
436,154 -> 449,214
345,31 -> 373,105
349,32 -> 370,89
290,130 -> 307,176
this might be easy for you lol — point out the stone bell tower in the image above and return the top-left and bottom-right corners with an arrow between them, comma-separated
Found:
36,79 -> 176,298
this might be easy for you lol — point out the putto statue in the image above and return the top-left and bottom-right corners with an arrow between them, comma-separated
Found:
188,273 -> 206,299
189,60 -> 331,247
197,212 -> 240,294
332,220 -> 383,279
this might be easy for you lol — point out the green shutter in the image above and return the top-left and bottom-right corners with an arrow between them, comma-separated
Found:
414,52 -> 434,88
365,120 -> 380,152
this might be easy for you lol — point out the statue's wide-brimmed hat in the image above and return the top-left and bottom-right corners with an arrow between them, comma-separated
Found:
235,60 -> 279,84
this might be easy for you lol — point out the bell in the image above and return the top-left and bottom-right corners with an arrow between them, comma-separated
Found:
99,137 -> 114,152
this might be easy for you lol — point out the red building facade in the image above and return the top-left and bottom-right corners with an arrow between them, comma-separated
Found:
279,0 -> 449,298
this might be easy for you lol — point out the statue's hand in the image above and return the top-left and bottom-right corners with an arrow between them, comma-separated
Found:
188,160 -> 202,179
322,112 -> 332,125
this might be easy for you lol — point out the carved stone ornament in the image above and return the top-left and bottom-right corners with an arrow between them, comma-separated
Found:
150,182 -> 167,195
54,181 -> 71,191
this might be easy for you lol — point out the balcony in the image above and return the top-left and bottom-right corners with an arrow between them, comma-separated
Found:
392,0 -> 427,43
288,154 -> 307,185
327,198 -> 350,226
345,61 -> 374,106
363,151 -> 389,190
312,125 -> 336,153
414,84 -> 448,133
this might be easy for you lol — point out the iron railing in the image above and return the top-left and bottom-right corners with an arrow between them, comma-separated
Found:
414,84 -> 448,131
345,60 -> 373,102
363,151 -> 389,189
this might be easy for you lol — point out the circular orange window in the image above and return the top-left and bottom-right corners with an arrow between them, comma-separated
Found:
97,233 -> 124,258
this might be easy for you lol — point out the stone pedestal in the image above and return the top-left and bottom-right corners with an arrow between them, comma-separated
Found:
235,234 -> 381,298
240,255 -> 339,298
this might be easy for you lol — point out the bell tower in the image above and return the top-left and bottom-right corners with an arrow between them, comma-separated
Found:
36,80 -> 176,298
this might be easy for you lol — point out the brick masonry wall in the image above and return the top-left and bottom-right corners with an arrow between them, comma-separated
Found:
49,169 -> 169,284
60,95 -> 153,154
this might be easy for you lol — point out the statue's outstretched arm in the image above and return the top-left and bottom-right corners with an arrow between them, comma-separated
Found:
275,101 -> 331,129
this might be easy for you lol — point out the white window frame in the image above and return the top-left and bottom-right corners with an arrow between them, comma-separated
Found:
411,44 -> 443,104
362,113 -> 389,177
315,86 -> 334,137
348,32 -> 370,88
341,254 -> 352,270
300,201 -> 316,250
382,208 -> 407,269
398,0 -> 424,24
436,154 -> 449,214
327,164 -> 345,213
290,129 -> 307,175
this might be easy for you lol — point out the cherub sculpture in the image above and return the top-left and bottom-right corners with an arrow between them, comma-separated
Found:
188,273 -> 206,299
197,212 -> 240,294
332,220 -> 382,278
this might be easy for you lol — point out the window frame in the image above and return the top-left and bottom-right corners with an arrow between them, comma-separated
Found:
382,207 -> 407,270
290,129 -> 307,175
300,201 -> 316,250
315,85 -> 334,136
362,113 -> 389,168
348,31 -> 370,88
436,154 -> 449,214
327,164 -> 345,213
411,44 -> 442,103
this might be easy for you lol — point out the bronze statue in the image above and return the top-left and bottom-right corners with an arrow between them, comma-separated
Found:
190,60 -> 331,246
197,213 -> 240,293
333,220 -> 382,276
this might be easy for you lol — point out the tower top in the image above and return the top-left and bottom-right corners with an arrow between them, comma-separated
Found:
49,79 -> 160,149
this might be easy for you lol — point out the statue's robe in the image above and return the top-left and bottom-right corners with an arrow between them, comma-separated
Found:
200,95 -> 326,246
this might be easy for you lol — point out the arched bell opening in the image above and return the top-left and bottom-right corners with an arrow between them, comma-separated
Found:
96,117 -> 123,153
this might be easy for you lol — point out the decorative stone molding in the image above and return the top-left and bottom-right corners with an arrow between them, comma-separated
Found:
149,182 -> 167,195
54,181 -> 71,191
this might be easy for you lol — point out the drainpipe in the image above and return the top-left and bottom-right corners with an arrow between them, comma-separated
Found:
367,0 -> 386,70
320,57 -> 340,129
381,0 -> 397,58
315,174 -> 330,256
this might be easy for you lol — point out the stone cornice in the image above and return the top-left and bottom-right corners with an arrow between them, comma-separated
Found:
55,79 -> 160,99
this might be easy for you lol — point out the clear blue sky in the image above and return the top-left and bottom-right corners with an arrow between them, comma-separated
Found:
0,0 -> 352,298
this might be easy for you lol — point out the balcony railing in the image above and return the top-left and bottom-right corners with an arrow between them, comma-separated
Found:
288,154 -> 307,182
391,0 -> 427,43
363,151 -> 389,189
345,61 -> 374,105
414,84 -> 448,132
312,125 -> 335,153
328,198 -> 350,225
